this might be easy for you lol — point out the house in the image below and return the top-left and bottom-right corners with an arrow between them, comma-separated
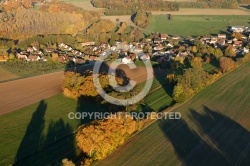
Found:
137,53 -> 150,61
233,40 -> 243,47
81,41 -> 95,47
161,34 -> 168,40
28,55 -> 41,62
243,47 -> 249,54
154,45 -> 164,51
17,53 -> 28,60
74,57 -> 85,64
172,36 -> 181,40
216,39 -> 226,47
0,55 -> 8,61
45,48 -> 55,53
166,43 -> 174,48
27,47 -> 34,52
227,40 -> 233,44
210,37 -> 218,44
153,38 -> 162,44
230,26 -> 245,33
218,34 -> 227,39
121,56 -> 133,64
203,36 -> 211,40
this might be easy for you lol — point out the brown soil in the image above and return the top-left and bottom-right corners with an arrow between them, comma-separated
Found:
0,71 -> 64,115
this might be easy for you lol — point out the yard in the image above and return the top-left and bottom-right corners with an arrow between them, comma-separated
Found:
146,15 -> 250,37
97,60 -> 250,166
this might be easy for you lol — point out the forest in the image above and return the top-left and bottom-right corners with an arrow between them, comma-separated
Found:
91,0 -> 179,15
0,0 -> 101,40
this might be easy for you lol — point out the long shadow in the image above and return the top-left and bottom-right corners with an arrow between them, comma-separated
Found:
15,100 -> 47,165
190,106 -> 250,165
14,100 -> 77,165
159,117 -> 229,166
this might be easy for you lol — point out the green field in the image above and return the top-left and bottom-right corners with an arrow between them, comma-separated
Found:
0,94 -> 104,165
97,60 -> 250,166
0,74 -> 172,165
146,15 -> 250,36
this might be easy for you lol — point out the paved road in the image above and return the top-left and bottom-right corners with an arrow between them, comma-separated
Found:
0,71 -> 64,115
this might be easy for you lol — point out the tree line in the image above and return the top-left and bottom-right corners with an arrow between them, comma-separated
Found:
91,0 -> 179,15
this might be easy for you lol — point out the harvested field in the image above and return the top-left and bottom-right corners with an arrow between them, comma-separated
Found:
0,71 -> 64,115
97,60 -> 250,166
62,0 -> 102,11
152,8 -> 250,15
0,66 -> 18,82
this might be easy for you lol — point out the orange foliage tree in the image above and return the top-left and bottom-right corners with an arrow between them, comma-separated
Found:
76,113 -> 143,161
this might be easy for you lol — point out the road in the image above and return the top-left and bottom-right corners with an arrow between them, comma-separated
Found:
0,71 -> 64,115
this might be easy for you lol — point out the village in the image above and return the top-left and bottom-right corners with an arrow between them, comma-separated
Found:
0,26 -> 249,67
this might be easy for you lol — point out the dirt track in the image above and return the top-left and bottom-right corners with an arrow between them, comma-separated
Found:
0,71 -> 64,115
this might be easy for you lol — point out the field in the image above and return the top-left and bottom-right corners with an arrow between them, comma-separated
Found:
146,15 -> 250,36
0,93 -> 112,165
0,71 -> 63,115
0,95 -> 80,166
0,65 -> 18,82
97,60 -> 250,166
0,63 -> 172,165
151,8 -> 250,15
62,0 -> 102,11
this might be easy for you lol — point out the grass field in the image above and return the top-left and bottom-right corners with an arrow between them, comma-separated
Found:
97,60 -> 250,166
0,65 -> 18,82
0,94 -> 97,166
146,15 -> 250,36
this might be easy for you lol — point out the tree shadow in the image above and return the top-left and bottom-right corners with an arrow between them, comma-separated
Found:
159,116 -> 229,166
159,106 -> 250,166
15,100 -> 47,164
14,100 -> 77,165
190,106 -> 250,165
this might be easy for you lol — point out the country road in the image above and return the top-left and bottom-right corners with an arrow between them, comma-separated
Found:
0,71 -> 64,115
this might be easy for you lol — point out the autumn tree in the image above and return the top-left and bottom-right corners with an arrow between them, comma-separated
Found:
231,32 -> 244,40
214,48 -> 223,59
224,45 -> 236,57
219,57 -> 235,73
76,113 -> 143,161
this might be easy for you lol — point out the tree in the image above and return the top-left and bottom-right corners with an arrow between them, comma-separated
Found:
191,57 -> 203,69
219,57 -> 235,73
231,32 -> 243,40
214,48 -> 223,59
8,53 -> 15,61
224,45 -> 236,57
76,113 -> 142,161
